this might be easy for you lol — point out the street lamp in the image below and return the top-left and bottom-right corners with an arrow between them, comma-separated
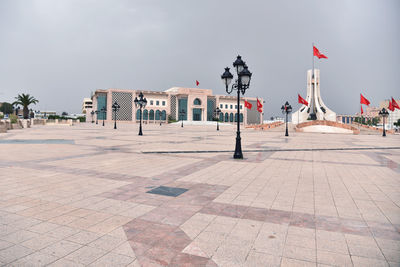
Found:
281,101 -> 292,137
91,110 -> 95,123
101,107 -> 106,126
179,109 -> 186,128
134,92 -> 147,136
112,101 -> 120,129
214,107 -> 221,131
378,108 -> 389,137
221,55 -> 252,159
95,110 -> 99,124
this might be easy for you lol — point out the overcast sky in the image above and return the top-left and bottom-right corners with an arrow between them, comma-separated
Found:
0,0 -> 399,116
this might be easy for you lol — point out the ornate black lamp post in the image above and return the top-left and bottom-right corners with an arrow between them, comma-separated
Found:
221,55 -> 252,159
179,109 -> 186,128
214,107 -> 221,131
134,92 -> 147,136
101,107 -> 106,126
379,108 -> 389,137
281,101 -> 292,137
91,110 -> 95,123
112,101 -> 120,129
95,110 -> 99,124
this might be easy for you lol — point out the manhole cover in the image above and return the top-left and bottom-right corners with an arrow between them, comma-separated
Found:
146,186 -> 188,197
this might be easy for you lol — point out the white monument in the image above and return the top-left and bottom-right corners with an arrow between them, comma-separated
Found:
292,69 -> 336,125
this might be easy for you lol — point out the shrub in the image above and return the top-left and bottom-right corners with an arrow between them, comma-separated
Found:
77,116 -> 86,122
10,114 -> 18,123
0,114 -> 3,119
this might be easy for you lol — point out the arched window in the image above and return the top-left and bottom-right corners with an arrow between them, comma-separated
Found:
240,113 -> 243,122
155,110 -> 161,120
136,109 -> 141,121
235,113 -> 238,122
230,113 -> 234,122
149,110 -> 154,120
193,98 -> 201,105
219,113 -> 224,121
143,109 -> 148,120
225,113 -> 229,122
161,110 -> 166,120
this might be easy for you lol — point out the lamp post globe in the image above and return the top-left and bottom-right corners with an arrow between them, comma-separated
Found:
281,101 -> 292,137
221,55 -> 252,159
378,108 -> 389,137
134,92 -> 147,136
112,101 -> 120,130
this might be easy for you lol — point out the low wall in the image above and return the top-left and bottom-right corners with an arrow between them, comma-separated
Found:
0,121 -> 6,133
246,121 -> 284,130
353,122 -> 394,134
296,120 -> 360,135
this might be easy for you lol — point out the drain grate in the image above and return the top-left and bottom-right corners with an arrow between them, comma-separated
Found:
146,186 -> 188,197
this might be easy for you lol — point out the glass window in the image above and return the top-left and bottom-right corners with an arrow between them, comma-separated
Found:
225,104 -> 228,109
220,104 -> 223,108
156,101 -> 159,106
235,105 -> 237,109
150,100 -> 153,105
240,105 -> 242,109
194,98 -> 201,105
162,101 -> 165,106
230,105 -> 233,109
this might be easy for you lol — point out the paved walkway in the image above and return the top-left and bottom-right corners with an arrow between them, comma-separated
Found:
0,123 -> 399,266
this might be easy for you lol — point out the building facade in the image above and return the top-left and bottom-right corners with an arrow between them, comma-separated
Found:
82,98 -> 93,114
90,87 -> 263,124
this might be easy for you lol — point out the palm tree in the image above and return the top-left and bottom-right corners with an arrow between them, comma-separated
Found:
13,94 -> 39,119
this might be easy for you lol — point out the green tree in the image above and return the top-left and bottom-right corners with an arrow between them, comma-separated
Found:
13,94 -> 39,119
394,119 -> 400,127
0,102 -> 13,114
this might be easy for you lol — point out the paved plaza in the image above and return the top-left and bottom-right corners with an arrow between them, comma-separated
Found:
0,123 -> 400,266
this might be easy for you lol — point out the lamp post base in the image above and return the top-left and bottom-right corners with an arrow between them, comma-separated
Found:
233,136 -> 243,159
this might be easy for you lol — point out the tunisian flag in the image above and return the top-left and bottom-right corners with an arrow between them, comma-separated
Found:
389,100 -> 395,111
360,94 -> 370,106
196,80 -> 199,86
392,97 -> 400,110
244,100 -> 252,109
361,106 -> 364,115
313,46 -> 328,59
257,98 -> 263,113
298,94 -> 309,106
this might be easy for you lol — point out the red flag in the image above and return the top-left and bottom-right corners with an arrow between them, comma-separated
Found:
244,100 -> 252,109
256,98 -> 263,113
298,94 -> 309,106
361,106 -> 364,115
360,94 -> 370,106
313,46 -> 328,59
389,100 -> 395,111
196,80 -> 199,86
392,97 -> 400,110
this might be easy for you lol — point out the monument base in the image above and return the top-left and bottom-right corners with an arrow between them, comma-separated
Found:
295,120 -> 360,135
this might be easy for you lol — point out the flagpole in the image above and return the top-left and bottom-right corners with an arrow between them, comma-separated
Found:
312,43 -> 315,119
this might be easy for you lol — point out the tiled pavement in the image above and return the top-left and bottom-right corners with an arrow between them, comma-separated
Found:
1,123 -> 400,266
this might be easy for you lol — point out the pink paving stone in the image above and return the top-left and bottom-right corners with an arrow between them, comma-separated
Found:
1,123 -> 400,266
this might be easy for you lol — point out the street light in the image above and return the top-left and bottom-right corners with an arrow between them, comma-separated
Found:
101,107 -> 106,126
112,101 -> 120,130
281,101 -> 292,137
91,110 -> 95,123
214,107 -> 221,131
95,110 -> 99,124
179,109 -> 186,128
378,108 -> 389,137
134,92 -> 147,136
221,55 -> 252,159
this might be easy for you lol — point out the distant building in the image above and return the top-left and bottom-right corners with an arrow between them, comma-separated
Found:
34,111 -> 57,119
91,87 -> 263,124
82,98 -> 93,114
